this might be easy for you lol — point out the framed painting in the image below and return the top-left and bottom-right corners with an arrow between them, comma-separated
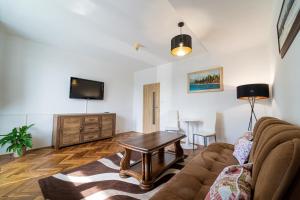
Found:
277,0 -> 300,58
187,67 -> 223,93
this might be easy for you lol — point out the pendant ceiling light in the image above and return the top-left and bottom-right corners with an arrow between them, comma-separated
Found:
171,22 -> 192,57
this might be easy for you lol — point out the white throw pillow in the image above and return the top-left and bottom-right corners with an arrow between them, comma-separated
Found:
233,137 -> 253,165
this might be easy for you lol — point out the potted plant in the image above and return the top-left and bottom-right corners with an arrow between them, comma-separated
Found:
0,124 -> 34,157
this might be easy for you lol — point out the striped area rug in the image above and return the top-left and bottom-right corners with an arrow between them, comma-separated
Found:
38,151 -> 186,200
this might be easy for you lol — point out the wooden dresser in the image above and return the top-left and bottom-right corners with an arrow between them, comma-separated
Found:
52,113 -> 116,149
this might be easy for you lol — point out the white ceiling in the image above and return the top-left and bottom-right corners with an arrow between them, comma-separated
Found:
169,0 -> 273,54
0,0 -> 273,69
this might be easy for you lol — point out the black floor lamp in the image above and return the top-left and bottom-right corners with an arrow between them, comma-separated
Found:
237,84 -> 269,131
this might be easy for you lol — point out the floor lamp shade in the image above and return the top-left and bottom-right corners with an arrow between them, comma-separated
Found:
237,84 -> 269,100
236,84 -> 269,131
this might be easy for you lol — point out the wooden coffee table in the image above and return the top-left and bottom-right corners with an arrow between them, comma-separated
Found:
118,131 -> 185,190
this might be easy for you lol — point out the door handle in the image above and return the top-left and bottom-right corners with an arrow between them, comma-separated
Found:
152,92 -> 155,125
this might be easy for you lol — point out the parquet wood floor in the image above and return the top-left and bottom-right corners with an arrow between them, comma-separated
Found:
0,132 -> 203,200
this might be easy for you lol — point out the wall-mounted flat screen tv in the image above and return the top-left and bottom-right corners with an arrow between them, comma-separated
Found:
70,77 -> 104,100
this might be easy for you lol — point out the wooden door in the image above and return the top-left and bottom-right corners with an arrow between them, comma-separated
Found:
143,83 -> 160,133
60,117 -> 82,146
101,115 -> 114,138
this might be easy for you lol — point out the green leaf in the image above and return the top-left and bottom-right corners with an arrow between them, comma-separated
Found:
7,145 -> 13,152
16,148 -> 22,156
24,139 -> 32,148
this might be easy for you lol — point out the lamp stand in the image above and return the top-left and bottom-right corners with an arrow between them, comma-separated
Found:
248,97 -> 257,131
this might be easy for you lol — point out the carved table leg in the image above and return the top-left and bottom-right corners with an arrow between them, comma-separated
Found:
119,148 -> 131,178
140,153 -> 153,190
158,148 -> 165,163
175,140 -> 184,162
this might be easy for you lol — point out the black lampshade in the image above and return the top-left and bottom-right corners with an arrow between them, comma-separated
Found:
171,22 -> 192,57
237,84 -> 269,100
171,34 -> 192,56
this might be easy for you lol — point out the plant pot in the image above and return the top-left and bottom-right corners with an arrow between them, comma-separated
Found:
22,146 -> 27,156
13,146 -> 27,157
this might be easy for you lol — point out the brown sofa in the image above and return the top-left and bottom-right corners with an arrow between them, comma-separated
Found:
151,117 -> 300,200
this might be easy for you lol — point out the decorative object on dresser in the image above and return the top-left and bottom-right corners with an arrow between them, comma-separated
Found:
236,83 -> 269,131
52,113 -> 116,149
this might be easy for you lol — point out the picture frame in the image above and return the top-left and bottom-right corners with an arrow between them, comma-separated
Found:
277,0 -> 300,58
187,67 -> 224,93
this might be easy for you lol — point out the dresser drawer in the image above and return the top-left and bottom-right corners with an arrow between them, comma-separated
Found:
62,128 -> 80,136
62,117 -> 82,128
83,132 -> 99,142
102,117 -> 113,128
83,124 -> 100,133
101,130 -> 113,138
84,116 -> 99,124
62,134 -> 80,146
102,115 -> 113,120
102,123 -> 113,130
102,118 -> 112,125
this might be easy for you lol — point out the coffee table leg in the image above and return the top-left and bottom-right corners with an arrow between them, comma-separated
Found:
158,148 -> 165,163
175,140 -> 184,162
120,148 -> 131,178
140,153 -> 153,190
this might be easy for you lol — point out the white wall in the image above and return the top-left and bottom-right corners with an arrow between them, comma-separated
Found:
0,34 -> 138,154
271,0 -> 300,125
133,67 -> 157,132
134,44 -> 273,144
0,27 -> 6,110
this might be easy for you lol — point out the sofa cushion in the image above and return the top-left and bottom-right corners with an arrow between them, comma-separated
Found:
150,143 -> 238,200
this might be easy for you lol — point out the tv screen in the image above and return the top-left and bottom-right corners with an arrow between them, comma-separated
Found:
70,77 -> 104,100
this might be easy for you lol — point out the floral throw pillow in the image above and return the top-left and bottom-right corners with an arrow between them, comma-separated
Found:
205,163 -> 253,200
233,136 -> 253,165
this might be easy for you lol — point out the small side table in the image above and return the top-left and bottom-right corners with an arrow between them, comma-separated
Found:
193,132 -> 217,150
181,119 -> 202,149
